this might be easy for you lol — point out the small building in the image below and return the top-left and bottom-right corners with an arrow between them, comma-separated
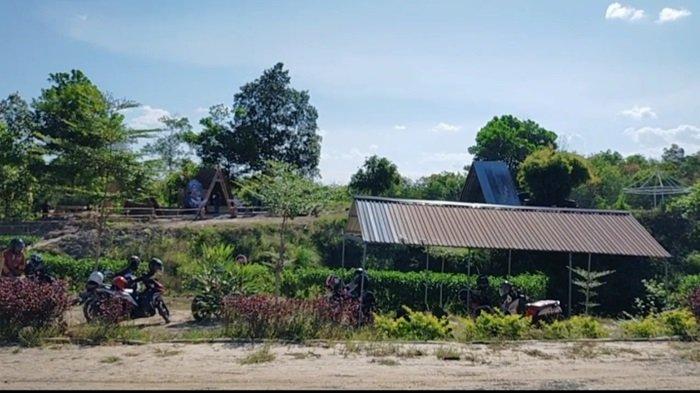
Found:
459,161 -> 521,206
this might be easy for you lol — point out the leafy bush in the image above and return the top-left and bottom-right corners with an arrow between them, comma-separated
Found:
221,294 -> 360,340
282,267 -> 548,314
374,307 -> 451,340
540,316 -> 608,339
40,254 -> 127,289
0,278 -> 71,340
470,311 -> 533,340
621,309 -> 698,339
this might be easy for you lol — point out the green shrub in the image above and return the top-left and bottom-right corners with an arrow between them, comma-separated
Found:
658,309 -> 698,339
281,267 -> 548,314
677,275 -> 700,306
540,316 -> 608,339
620,317 -> 666,338
472,311 -> 532,340
374,307 -> 451,340
40,254 -> 127,289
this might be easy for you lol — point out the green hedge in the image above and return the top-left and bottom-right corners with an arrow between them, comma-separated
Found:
38,254 -> 548,313
281,267 -> 548,313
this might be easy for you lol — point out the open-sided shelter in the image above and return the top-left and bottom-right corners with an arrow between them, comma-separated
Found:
343,196 -> 670,315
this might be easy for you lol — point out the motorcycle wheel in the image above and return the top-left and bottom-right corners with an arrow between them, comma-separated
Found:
191,294 -> 214,322
156,297 -> 171,324
83,299 -> 100,323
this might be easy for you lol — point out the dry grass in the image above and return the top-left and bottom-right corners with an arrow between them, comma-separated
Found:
371,358 -> 400,366
154,347 -> 184,357
285,351 -> 321,360
566,342 -> 599,359
100,356 -> 121,364
521,348 -> 556,360
435,346 -> 461,361
239,345 -> 275,365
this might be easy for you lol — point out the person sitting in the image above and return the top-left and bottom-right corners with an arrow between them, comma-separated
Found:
1,238 -> 26,278
345,268 -> 371,299
131,258 -> 164,313
115,255 -> 142,292
25,254 -> 55,284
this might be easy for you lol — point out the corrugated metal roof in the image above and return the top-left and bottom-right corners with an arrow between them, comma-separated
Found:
346,196 -> 670,258
459,161 -> 521,205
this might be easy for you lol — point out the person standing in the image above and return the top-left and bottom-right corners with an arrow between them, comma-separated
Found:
1,238 -> 27,277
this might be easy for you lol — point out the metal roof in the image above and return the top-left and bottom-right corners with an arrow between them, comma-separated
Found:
346,196 -> 670,258
459,161 -> 521,205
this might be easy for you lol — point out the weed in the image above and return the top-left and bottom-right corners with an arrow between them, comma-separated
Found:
435,346 -> 461,360
566,342 -> 599,359
239,345 -> 275,365
681,349 -> 700,362
371,358 -> 399,366
365,343 -> 400,357
154,347 -> 184,357
397,346 -> 426,358
286,351 -> 321,360
521,348 -> 556,360
100,356 -> 121,364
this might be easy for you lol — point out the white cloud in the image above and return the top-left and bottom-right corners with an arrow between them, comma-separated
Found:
620,106 -> 657,120
393,125 -> 407,131
121,105 -> 170,129
657,7 -> 692,23
605,2 -> 646,21
624,124 -> 700,151
432,122 -> 461,133
420,152 -> 472,163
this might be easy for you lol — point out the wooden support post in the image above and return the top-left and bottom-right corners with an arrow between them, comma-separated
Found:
586,253 -> 592,315
508,249 -> 512,276
467,255 -> 472,316
424,245 -> 430,310
440,257 -> 445,308
341,234 -> 346,268
568,253 -> 573,317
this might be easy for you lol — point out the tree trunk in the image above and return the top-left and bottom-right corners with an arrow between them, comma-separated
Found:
275,215 -> 287,297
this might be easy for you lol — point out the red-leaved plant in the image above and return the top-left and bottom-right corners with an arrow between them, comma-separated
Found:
690,287 -> 700,319
0,277 -> 71,337
221,294 -> 362,340
94,295 -> 135,324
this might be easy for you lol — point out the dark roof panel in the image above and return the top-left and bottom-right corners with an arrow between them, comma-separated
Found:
346,196 -> 670,258
460,161 -> 521,205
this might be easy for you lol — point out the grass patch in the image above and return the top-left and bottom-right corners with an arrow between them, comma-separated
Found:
566,342 -> 599,359
397,346 -> 426,358
681,349 -> 700,362
521,348 -> 556,360
154,347 -> 184,357
371,358 -> 399,366
286,351 -> 321,360
100,356 -> 121,364
435,346 -> 461,361
365,343 -> 400,357
239,345 -> 275,365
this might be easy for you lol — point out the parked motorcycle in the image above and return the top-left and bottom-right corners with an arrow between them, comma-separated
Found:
79,270 -> 170,324
324,268 -> 375,325
459,275 -> 562,323
498,281 -> 562,323
24,254 -> 56,284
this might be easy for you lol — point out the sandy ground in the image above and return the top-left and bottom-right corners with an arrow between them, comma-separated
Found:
3,298 -> 699,389
1,340 -> 699,390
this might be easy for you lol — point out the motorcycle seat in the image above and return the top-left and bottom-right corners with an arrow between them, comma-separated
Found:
526,300 -> 560,308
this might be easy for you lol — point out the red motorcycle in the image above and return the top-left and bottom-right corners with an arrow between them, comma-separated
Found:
499,281 -> 562,324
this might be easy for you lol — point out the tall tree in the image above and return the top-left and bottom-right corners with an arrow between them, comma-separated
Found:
349,155 -> 403,197
0,93 -> 40,219
32,70 -> 151,263
188,63 -> 321,178
143,115 -> 192,176
240,161 -> 329,295
517,147 -> 592,207
468,115 -> 558,173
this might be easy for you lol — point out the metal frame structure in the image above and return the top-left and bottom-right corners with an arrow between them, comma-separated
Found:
623,170 -> 690,208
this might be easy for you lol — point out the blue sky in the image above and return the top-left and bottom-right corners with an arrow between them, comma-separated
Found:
0,0 -> 698,184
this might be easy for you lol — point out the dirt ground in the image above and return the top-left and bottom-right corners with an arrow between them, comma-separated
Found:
1,340 -> 699,390
3,298 -> 700,389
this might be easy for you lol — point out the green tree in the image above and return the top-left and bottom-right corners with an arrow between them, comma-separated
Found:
189,63 -> 321,178
518,147 -> 592,207
468,115 -> 558,173
349,155 -> 403,197
571,266 -> 615,315
0,93 -> 40,219
32,70 -> 153,263
240,161 -> 329,295
409,171 -> 467,201
143,115 -> 192,177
